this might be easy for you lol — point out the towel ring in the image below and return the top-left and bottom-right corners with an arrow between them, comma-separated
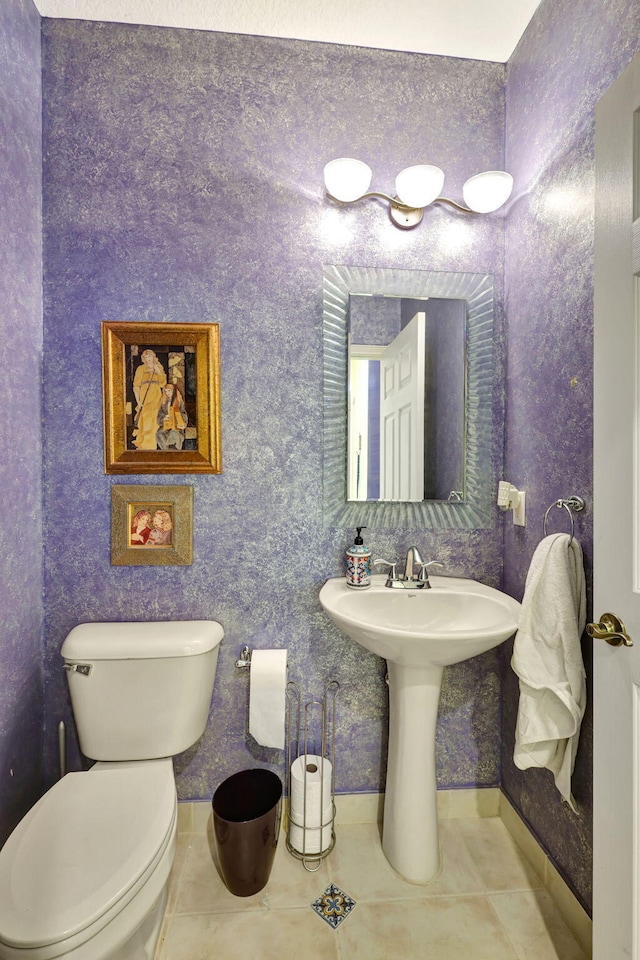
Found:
543,496 -> 585,545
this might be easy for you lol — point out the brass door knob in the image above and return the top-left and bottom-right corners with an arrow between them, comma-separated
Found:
586,612 -> 634,647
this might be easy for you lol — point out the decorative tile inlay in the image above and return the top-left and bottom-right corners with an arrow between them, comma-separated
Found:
311,883 -> 356,929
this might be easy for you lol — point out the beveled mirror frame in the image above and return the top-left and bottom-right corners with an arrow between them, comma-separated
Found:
323,265 -> 495,529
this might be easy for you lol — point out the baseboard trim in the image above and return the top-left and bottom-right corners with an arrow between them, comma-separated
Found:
498,792 -> 592,958
331,786 -> 501,823
178,787 -> 500,833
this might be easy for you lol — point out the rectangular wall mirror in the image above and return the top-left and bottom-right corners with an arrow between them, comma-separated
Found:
323,265 -> 496,529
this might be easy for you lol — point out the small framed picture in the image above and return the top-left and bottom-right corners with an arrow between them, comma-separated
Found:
102,321 -> 221,474
111,485 -> 193,566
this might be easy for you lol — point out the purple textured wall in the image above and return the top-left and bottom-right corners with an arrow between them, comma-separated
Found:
0,0 -> 43,844
41,21 -> 507,801
350,295 -> 401,345
502,0 -> 640,912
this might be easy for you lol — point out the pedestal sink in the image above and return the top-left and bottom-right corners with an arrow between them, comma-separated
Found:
319,574 -> 521,884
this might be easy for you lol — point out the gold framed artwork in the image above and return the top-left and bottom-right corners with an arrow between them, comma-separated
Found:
111,485 -> 193,566
102,321 -> 221,474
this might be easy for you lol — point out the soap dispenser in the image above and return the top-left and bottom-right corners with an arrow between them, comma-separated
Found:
346,527 -> 371,589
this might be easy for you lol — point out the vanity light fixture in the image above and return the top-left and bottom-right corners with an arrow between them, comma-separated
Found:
323,158 -> 513,229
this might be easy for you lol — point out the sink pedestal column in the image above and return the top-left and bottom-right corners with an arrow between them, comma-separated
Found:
382,660 -> 444,884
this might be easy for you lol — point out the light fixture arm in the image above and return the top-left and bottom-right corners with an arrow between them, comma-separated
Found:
325,190 -> 476,229
433,196 -> 475,214
325,189 -> 412,210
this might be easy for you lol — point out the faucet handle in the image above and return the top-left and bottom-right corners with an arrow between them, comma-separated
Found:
373,558 -> 398,583
417,560 -> 444,582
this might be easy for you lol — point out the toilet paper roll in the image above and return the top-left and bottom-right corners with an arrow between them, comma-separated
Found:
248,649 -> 287,749
289,755 -> 333,855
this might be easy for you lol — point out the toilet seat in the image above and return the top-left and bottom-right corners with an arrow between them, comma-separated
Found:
0,759 -> 176,958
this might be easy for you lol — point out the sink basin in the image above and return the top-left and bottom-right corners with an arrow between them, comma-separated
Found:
319,573 -> 521,885
319,574 -> 521,667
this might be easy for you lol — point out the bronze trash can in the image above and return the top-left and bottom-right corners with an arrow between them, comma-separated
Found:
212,768 -> 283,897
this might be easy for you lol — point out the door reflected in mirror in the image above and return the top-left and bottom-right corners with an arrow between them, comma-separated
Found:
348,294 -> 465,503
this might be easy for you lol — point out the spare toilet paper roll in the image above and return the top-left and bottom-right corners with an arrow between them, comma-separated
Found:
248,649 -> 287,749
289,755 -> 333,855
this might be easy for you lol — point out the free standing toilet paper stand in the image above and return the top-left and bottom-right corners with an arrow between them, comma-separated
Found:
285,680 -> 339,872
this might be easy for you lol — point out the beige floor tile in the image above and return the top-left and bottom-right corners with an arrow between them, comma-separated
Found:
336,896 -> 518,960
157,908 -> 340,960
258,837 -> 332,910
456,818 -> 544,892
490,890 -> 588,960
325,820 -> 484,902
174,819 -> 331,915
160,815 -> 580,960
431,820 -> 487,894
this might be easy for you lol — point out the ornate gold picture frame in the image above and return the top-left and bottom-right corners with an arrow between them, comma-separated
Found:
111,484 -> 193,566
102,321 -> 221,474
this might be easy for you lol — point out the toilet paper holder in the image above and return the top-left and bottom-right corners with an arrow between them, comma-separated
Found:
285,679 -> 339,872
235,645 -> 252,669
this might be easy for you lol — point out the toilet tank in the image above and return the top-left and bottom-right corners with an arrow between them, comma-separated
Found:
61,620 -> 224,761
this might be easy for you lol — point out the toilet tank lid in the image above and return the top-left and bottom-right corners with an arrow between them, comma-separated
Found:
61,619 -> 224,660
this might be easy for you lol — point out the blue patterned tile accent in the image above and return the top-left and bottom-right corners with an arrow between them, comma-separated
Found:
311,884 -> 356,929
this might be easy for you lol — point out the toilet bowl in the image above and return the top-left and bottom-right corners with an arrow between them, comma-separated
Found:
0,619 -> 223,960
0,760 -> 176,960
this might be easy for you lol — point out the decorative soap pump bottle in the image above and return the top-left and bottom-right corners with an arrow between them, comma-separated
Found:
346,527 -> 371,589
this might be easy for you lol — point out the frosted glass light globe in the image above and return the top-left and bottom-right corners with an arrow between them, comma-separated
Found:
323,158 -> 372,202
395,165 -> 445,208
462,171 -> 513,213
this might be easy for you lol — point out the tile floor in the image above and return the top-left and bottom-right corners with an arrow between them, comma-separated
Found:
156,815 -> 590,960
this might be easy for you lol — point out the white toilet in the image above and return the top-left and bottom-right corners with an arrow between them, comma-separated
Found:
0,619 -> 224,960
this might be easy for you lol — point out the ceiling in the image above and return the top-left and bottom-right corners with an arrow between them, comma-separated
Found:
32,0 -> 544,63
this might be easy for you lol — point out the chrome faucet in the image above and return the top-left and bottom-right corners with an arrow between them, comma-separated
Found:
403,545 -> 425,582
374,547 -> 444,589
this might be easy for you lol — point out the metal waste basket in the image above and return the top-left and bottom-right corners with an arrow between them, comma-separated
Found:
212,768 -> 282,897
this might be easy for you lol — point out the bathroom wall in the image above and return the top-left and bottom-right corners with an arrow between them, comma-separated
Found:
0,0 -> 44,844
349,296 -> 401,345
502,0 -> 640,913
41,21 -> 508,800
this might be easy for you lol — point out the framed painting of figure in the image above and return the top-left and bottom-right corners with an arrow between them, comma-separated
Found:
111,484 -> 193,565
102,321 -> 221,474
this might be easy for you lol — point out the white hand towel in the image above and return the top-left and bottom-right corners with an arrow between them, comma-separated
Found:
511,533 -> 586,811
